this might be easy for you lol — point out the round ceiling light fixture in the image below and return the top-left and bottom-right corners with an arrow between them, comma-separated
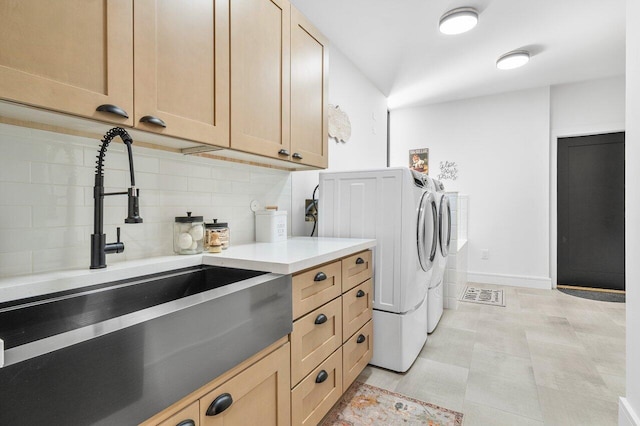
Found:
439,7 -> 479,35
496,50 -> 530,70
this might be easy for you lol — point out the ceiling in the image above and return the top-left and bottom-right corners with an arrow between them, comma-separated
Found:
289,0 -> 626,109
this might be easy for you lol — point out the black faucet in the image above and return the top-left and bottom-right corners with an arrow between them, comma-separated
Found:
90,127 -> 143,269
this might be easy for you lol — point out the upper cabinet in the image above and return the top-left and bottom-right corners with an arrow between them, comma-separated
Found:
0,0 -> 134,126
0,0 -> 329,169
290,7 -> 329,169
230,0 -> 291,160
134,0 -> 230,146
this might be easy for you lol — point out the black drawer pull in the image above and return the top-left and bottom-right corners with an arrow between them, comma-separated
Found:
357,334 -> 366,344
315,369 -> 329,383
356,289 -> 366,298
314,313 -> 327,325
355,257 -> 365,265
96,104 -> 129,119
176,420 -> 196,426
140,115 -> 167,128
278,149 -> 290,156
314,272 -> 327,281
206,393 -> 233,416
292,152 -> 303,159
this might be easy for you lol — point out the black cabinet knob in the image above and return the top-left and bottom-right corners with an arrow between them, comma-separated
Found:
357,334 -> 366,344
356,289 -> 366,298
96,104 -> 129,119
206,393 -> 233,416
314,272 -> 327,281
176,420 -> 195,426
315,370 -> 329,383
278,149 -> 290,156
140,115 -> 167,128
292,152 -> 303,159
355,257 -> 365,265
314,313 -> 327,325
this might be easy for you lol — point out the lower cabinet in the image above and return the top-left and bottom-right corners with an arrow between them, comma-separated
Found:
141,341 -> 290,426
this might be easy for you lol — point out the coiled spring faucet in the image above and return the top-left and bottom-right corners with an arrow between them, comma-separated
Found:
90,127 -> 143,269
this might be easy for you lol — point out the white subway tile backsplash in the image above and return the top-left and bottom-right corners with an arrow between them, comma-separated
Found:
0,251 -> 32,276
0,123 -> 292,278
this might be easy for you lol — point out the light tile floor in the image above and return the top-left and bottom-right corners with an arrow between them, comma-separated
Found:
356,284 -> 625,426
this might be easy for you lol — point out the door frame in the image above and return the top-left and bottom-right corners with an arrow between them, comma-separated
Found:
550,122 -> 625,289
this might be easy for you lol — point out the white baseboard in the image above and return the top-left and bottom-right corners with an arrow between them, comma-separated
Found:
467,271 -> 552,289
619,398 -> 640,426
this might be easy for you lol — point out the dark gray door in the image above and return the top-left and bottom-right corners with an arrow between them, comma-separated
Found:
557,132 -> 625,290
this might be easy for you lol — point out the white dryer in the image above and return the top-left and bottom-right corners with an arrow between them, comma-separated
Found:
427,179 -> 451,333
319,167 -> 438,372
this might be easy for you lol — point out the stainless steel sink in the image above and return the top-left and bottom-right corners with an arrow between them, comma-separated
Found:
0,265 -> 292,425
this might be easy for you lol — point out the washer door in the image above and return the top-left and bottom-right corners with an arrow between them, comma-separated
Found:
417,192 -> 437,271
439,195 -> 452,257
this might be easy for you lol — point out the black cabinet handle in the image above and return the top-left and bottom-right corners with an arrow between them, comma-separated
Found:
292,152 -> 303,159
315,370 -> 329,383
356,289 -> 366,298
206,393 -> 233,416
140,115 -> 167,128
96,104 -> 129,119
314,313 -> 327,325
314,272 -> 327,281
278,149 -> 290,156
357,334 -> 366,344
355,257 -> 365,265
176,420 -> 196,426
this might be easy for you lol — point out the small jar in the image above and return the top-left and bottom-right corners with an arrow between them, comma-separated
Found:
174,212 -> 204,255
205,219 -> 230,250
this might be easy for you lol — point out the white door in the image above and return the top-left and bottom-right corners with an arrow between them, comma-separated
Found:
439,195 -> 452,257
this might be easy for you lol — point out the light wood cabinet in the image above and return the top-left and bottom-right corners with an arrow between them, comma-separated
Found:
0,0 -> 133,126
157,401 -> 200,426
133,0 -> 230,146
290,7 -> 329,169
289,249 -> 373,424
230,0 -> 291,160
200,343 -> 290,426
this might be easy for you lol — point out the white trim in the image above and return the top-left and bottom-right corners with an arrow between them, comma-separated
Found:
467,271 -> 551,289
550,123 -> 625,290
619,397 -> 640,426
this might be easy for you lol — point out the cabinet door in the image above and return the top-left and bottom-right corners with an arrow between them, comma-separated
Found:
290,7 -> 329,168
230,0 -> 291,160
134,0 -> 229,146
0,0 -> 133,125
200,343 -> 290,426
157,401 -> 199,426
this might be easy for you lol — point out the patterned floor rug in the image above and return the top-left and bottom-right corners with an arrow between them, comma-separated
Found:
320,381 -> 464,426
460,286 -> 505,306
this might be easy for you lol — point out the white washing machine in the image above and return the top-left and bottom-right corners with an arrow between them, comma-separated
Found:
319,167 -> 438,372
427,179 -> 451,333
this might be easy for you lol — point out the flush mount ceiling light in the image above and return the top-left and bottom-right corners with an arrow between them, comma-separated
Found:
439,7 -> 478,35
496,50 -> 530,70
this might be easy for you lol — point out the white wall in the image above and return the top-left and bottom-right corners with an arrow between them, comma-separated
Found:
0,123 -> 291,278
549,75 -> 625,287
390,87 -> 552,288
291,45 -> 388,236
621,0 -> 640,424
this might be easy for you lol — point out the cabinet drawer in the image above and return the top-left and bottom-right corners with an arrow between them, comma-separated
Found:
341,250 -> 373,292
157,401 -> 199,426
343,320 -> 373,390
291,348 -> 342,426
292,260 -> 341,319
291,297 -> 342,386
342,279 -> 373,342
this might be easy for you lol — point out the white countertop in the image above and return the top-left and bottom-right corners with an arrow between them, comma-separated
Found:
0,237 -> 375,304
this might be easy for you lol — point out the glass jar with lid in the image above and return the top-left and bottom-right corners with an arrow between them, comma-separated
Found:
174,212 -> 204,254
205,219 -> 230,251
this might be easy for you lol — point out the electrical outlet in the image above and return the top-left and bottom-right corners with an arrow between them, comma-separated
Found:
305,199 -> 317,222
481,249 -> 489,260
